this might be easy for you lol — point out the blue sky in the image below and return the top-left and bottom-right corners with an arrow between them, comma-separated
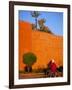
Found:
19,10 -> 63,36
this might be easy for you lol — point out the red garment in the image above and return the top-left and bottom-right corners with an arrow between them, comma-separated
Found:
50,63 -> 57,73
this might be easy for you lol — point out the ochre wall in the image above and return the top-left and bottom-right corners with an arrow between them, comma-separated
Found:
19,21 -> 32,70
32,31 -> 63,69
19,21 -> 63,71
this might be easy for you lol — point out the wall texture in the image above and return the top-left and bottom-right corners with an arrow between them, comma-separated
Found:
19,21 -> 63,70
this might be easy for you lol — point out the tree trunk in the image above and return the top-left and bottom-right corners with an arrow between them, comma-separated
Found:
24,66 -> 32,72
35,18 -> 37,29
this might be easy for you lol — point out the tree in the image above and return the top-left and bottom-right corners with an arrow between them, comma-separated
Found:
38,18 -> 46,30
23,52 -> 37,72
31,11 -> 40,29
31,23 -> 36,30
38,19 -> 53,34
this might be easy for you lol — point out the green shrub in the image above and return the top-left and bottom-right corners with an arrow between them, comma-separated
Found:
23,52 -> 37,67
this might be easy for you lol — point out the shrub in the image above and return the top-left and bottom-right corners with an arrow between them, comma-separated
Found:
23,52 -> 37,67
23,52 -> 37,72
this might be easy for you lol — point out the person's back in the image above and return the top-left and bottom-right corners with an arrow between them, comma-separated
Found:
50,62 -> 57,73
49,59 -> 57,77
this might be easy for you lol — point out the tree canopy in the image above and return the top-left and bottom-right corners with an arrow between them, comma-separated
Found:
23,52 -> 37,66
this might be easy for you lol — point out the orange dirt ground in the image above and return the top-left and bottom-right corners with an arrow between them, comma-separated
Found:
19,21 -> 63,71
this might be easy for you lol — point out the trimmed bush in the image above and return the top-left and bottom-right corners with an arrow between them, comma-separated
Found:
23,52 -> 37,72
